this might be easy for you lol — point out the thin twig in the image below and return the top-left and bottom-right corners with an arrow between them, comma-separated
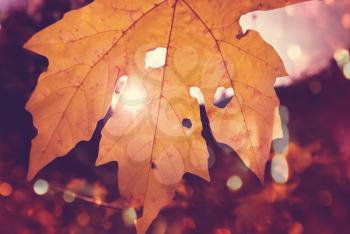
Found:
49,185 -> 129,210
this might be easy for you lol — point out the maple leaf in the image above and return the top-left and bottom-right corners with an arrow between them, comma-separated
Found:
24,0 -> 309,233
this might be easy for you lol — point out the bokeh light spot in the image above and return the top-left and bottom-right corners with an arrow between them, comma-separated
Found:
343,62 -> 350,80
33,179 -> 49,195
342,13 -> 350,29
77,212 -> 90,226
289,222 -> 304,234
94,198 -> 102,206
0,182 -> 13,197
122,207 -> 137,226
63,190 -> 75,203
333,49 -> 349,68
309,80 -> 322,94
226,175 -> 242,191
271,155 -> 289,184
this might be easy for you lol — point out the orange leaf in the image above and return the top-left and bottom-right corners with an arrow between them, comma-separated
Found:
24,0 -> 310,233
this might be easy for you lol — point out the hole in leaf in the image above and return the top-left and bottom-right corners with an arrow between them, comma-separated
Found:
238,15 -> 251,39
111,75 -> 128,110
182,118 -> 192,128
151,162 -> 157,170
145,47 -> 167,69
115,75 -> 128,93
213,87 -> 234,108
190,87 -> 204,105
236,30 -> 249,40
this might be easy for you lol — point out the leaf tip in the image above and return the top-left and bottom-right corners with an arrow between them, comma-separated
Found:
23,38 -> 33,51
279,68 -> 289,77
23,36 -> 39,53
135,217 -> 149,234
255,169 -> 265,184
201,171 -> 211,182
26,170 -> 36,181
95,157 -> 105,166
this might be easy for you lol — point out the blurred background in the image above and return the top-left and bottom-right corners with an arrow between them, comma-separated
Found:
1,0 -> 350,234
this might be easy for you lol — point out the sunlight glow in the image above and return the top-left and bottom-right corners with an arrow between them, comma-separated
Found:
111,75 -> 148,115
145,47 -> 167,69
120,80 -> 148,115
287,45 -> 302,61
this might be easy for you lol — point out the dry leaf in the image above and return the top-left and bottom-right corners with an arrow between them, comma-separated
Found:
24,0 -> 309,233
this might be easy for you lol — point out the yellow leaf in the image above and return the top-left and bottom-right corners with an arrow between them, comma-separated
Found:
24,0 -> 310,233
